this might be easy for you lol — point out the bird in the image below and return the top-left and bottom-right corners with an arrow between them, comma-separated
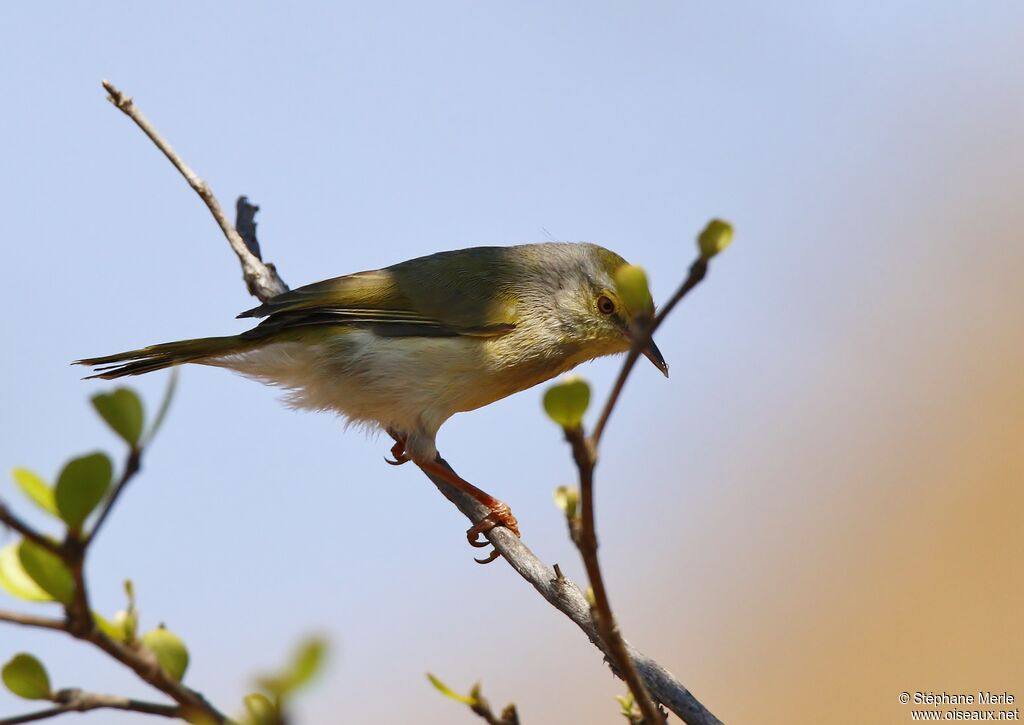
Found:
76,242 -> 667,562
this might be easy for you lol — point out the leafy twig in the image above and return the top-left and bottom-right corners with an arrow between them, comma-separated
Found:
1,446 -> 228,722
590,258 -> 708,446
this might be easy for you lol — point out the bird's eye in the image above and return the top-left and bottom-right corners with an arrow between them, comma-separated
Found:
597,295 -> 616,315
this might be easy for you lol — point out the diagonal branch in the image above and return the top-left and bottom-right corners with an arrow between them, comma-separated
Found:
0,503 -> 64,558
87,447 -> 141,546
590,258 -> 708,447
101,81 -> 287,302
99,80 -> 723,725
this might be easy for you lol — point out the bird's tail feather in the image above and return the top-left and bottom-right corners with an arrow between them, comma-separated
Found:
75,335 -> 251,380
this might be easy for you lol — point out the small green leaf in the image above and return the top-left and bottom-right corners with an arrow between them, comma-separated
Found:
91,388 -> 145,446
18,541 -> 74,604
256,637 -> 327,697
93,610 -> 126,642
542,376 -> 591,429
54,452 -> 112,531
553,485 -> 579,518
0,543 -> 52,602
614,264 -> 654,318
11,469 -> 57,516
617,691 -> 639,720
287,638 -> 326,690
2,653 -> 51,700
584,586 -> 596,607
243,693 -> 277,725
697,219 -> 734,260
142,370 -> 178,446
141,625 -> 189,681
427,673 -> 477,706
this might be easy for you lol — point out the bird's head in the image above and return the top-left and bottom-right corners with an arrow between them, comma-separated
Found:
536,243 -> 669,377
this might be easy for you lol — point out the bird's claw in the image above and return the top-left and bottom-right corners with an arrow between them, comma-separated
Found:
466,502 -> 520,564
385,439 -> 409,466
474,549 -> 501,565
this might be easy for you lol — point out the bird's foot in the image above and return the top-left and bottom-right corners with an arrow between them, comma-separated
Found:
385,438 -> 409,466
412,455 -> 521,565
467,502 -> 520,565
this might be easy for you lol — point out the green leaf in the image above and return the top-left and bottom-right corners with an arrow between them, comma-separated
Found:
697,219 -> 734,260
553,485 -> 579,518
18,541 -> 74,605
142,369 -> 178,446
11,469 -> 57,516
141,625 -> 189,681
93,610 -> 126,642
0,543 -> 52,602
91,388 -> 144,446
243,693 -> 277,725
426,673 -> 477,706
613,264 -> 654,318
542,376 -> 591,429
256,637 -> 327,697
2,653 -> 51,700
54,452 -> 112,531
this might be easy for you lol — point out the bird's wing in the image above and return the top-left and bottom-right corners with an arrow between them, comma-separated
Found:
238,249 -> 520,338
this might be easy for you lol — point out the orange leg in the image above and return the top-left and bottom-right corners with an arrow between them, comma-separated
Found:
416,457 -> 520,565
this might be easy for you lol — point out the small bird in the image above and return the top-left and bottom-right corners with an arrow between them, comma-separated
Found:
77,243 -> 667,560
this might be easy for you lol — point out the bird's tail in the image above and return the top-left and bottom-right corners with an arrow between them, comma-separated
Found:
75,335 -> 253,380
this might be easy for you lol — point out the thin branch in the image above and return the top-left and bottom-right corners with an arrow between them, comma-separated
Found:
566,428 -> 663,724
87,447 -> 141,545
425,458 -> 721,725
0,609 -> 67,631
0,689 -> 181,725
0,503 -> 64,558
101,80 -> 287,302
60,627 -> 227,723
560,254 -> 713,724
99,80 -> 722,725
590,258 -> 708,446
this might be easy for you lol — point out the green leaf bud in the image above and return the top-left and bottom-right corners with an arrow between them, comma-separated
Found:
141,625 -> 190,681
698,219 -> 734,260
543,376 -> 591,430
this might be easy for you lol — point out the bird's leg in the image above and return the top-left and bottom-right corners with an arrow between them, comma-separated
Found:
416,456 -> 520,565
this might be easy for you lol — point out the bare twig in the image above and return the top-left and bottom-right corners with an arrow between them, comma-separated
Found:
87,447 -> 141,545
0,689 -> 181,725
470,699 -> 520,725
0,609 -> 67,632
101,81 -> 287,302
98,80 -> 722,725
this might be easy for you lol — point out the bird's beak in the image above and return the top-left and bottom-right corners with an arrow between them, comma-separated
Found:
638,335 -> 669,378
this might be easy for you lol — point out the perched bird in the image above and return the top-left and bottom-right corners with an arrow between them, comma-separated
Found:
77,243 -> 667,560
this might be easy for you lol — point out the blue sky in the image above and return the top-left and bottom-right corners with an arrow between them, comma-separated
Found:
1,3 -> 1022,723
